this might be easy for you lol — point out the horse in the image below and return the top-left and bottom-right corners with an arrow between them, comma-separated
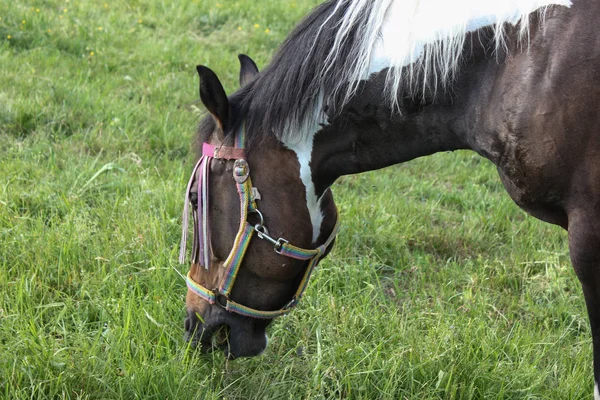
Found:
179,0 -> 600,395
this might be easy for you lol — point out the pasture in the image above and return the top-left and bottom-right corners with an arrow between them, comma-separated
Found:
0,0 -> 590,398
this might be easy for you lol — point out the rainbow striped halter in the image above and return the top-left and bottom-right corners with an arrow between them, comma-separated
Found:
179,128 -> 340,319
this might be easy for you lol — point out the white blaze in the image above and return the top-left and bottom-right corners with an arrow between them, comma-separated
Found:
283,133 -> 324,244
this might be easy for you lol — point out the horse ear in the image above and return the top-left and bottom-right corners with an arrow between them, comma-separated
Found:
196,65 -> 230,131
238,54 -> 259,87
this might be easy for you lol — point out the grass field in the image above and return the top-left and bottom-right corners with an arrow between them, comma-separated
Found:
0,0 -> 591,398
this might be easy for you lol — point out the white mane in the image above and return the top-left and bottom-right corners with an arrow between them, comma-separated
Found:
242,0 -> 573,146
323,0 -> 572,108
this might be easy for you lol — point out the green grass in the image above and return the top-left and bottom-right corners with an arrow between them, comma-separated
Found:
0,0 -> 590,398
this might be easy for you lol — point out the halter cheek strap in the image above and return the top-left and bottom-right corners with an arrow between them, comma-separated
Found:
179,129 -> 341,319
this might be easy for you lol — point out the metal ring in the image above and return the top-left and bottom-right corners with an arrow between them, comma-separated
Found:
251,209 -> 264,227
214,292 -> 229,309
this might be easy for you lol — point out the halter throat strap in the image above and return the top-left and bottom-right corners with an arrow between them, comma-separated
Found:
180,133 -> 340,319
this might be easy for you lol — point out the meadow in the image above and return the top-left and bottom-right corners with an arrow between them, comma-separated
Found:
0,0 -> 590,398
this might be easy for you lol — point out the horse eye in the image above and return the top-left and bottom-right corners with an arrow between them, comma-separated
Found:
189,192 -> 198,206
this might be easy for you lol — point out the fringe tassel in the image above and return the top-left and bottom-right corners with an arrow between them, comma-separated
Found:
179,157 -> 205,264
198,156 -> 211,269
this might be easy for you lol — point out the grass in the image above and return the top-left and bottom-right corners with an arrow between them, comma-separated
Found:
0,0 -> 591,398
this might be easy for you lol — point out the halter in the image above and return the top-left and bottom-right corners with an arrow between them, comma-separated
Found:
179,127 -> 340,319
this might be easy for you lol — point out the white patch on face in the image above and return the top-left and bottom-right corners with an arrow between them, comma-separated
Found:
368,0 -> 572,75
595,383 -> 600,400
282,132 -> 324,244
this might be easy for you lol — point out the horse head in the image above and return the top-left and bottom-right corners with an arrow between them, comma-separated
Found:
181,55 -> 339,359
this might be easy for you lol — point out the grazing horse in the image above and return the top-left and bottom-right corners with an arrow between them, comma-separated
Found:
180,0 -> 600,395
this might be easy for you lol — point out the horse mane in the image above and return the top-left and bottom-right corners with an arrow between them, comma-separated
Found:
241,0 -> 571,145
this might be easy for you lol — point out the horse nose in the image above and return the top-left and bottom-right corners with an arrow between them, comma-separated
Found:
185,308 -> 232,354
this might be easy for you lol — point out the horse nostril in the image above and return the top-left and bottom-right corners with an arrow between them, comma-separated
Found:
184,312 -> 203,345
184,309 -> 202,333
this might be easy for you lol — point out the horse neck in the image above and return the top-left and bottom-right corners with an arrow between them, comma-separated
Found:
307,29 -> 507,196
309,76 -> 479,196
278,28 -> 508,241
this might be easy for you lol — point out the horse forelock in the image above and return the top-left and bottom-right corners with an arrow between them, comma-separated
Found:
241,0 -> 572,146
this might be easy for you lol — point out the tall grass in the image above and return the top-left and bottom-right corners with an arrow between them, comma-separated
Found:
0,0 -> 589,398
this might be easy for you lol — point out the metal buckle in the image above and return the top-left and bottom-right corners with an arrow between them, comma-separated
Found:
233,159 -> 249,183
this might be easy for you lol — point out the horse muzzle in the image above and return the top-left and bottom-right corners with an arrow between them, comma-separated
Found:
184,307 -> 270,359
